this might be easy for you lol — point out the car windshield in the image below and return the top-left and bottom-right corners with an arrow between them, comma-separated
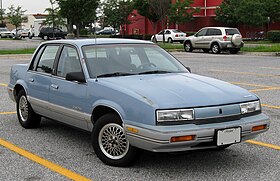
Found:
82,44 -> 188,78
225,29 -> 240,35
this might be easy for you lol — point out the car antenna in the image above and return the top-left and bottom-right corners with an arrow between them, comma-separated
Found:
94,19 -> 98,82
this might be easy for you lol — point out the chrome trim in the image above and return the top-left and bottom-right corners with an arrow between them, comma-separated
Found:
28,96 -> 91,122
126,132 -> 170,144
195,113 -> 241,120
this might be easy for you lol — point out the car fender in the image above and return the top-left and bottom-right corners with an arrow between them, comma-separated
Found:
210,39 -> 222,49
91,99 -> 126,122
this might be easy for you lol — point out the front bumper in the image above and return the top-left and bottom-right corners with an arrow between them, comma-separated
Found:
124,113 -> 269,152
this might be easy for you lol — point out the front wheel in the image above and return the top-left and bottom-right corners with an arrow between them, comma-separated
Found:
184,41 -> 193,52
92,113 -> 142,167
16,90 -> 41,128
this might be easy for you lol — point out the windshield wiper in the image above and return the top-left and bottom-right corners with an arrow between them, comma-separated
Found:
97,72 -> 135,78
138,70 -> 172,75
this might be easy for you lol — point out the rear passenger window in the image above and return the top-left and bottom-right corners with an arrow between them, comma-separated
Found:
36,45 -> 59,74
206,29 -> 222,36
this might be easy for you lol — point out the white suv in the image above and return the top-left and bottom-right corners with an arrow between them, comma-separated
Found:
183,27 -> 244,54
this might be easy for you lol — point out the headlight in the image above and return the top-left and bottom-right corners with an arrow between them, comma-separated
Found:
157,109 -> 194,123
240,101 -> 261,114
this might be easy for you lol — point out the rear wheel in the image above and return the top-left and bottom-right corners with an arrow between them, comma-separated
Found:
16,90 -> 41,128
167,38 -> 173,43
184,41 -> 193,52
92,113 -> 142,167
211,43 -> 221,54
152,37 -> 157,43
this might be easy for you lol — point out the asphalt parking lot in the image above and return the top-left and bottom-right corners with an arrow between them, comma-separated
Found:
0,52 -> 279,180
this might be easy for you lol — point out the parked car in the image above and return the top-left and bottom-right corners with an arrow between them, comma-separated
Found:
8,38 -> 269,166
183,27 -> 244,54
0,27 -> 13,38
151,29 -> 187,43
38,27 -> 67,40
95,29 -> 115,35
11,28 -> 30,38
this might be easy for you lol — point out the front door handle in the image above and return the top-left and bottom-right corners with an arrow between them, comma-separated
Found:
51,84 -> 59,89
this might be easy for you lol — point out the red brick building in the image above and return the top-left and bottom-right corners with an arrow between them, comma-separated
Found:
126,0 -> 280,37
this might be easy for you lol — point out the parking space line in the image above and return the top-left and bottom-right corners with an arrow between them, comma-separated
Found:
262,104 -> 280,109
0,83 -> 7,87
250,87 -> 280,92
211,69 -> 279,78
230,82 -> 272,88
0,138 -> 91,181
0,111 -> 16,115
261,67 -> 280,70
246,140 -> 280,151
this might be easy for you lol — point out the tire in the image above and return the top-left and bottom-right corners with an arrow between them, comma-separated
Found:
211,43 -> 221,54
202,49 -> 209,53
184,41 -> 193,52
167,38 -> 173,43
229,49 -> 239,54
16,90 -> 41,128
152,37 -> 157,43
92,113 -> 142,167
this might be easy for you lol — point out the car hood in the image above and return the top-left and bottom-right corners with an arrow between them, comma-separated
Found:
100,73 -> 258,108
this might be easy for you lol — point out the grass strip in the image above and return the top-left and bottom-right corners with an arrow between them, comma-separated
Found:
0,48 -> 36,55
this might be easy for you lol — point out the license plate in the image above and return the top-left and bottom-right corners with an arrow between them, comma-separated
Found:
217,127 -> 241,146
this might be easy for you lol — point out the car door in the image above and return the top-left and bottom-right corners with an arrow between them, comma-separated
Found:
26,44 -> 60,116
155,30 -> 163,42
193,29 -> 207,48
49,45 -> 89,130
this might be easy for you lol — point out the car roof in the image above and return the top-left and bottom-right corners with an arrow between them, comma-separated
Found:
42,38 -> 154,47
201,27 -> 238,29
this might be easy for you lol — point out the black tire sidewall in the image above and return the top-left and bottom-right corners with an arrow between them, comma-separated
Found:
92,113 -> 141,167
184,41 -> 193,52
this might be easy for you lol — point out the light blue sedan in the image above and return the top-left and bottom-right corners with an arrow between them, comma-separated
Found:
8,38 -> 269,166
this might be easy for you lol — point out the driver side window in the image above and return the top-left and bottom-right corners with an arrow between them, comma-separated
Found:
57,46 -> 82,78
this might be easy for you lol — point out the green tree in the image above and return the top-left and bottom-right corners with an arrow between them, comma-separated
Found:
134,0 -> 170,41
134,0 -> 161,33
45,0 -> 65,28
45,0 -> 66,38
263,0 -> 280,23
57,0 -> 99,37
215,0 -> 276,27
168,0 -> 199,26
101,0 -> 134,35
0,8 -> 5,26
7,5 -> 26,37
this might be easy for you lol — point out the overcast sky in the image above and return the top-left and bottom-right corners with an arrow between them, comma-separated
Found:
2,0 -> 52,14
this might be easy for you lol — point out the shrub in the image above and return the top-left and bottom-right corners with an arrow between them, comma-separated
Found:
185,31 -> 196,37
267,31 -> 280,42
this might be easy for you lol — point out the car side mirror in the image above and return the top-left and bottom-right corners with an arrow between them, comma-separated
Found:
185,67 -> 191,73
66,72 -> 86,83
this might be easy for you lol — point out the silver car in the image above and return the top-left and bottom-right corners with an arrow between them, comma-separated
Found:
0,27 -> 13,38
183,27 -> 244,54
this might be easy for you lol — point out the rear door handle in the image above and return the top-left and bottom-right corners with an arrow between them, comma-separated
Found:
28,78 -> 34,82
51,84 -> 59,89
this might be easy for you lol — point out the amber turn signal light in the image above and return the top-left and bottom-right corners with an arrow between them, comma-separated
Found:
252,125 -> 267,132
171,135 -> 195,143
